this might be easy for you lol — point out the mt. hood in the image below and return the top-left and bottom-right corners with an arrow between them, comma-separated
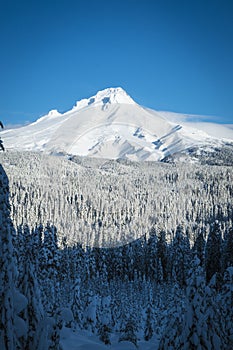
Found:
2,87 -> 233,161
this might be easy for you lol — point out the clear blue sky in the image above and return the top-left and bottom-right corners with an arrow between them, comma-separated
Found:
1,0 -> 233,126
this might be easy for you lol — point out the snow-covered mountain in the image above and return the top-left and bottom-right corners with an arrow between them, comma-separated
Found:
2,87 -> 233,161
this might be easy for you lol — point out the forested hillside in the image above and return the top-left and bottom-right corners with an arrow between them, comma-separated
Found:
0,151 -> 232,349
0,151 -> 233,247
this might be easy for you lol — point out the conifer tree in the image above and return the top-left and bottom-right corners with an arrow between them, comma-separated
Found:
220,267 -> 233,348
179,256 -> 211,349
193,228 -> 206,266
0,165 -> 27,349
205,274 -> 224,349
157,230 -> 168,281
172,225 -> 191,287
31,224 -> 43,274
158,282 -> 184,349
119,316 -> 138,348
98,324 -> 111,345
39,224 -> 60,313
83,293 -> 99,333
145,229 -> 157,281
48,309 -> 62,350
205,221 -> 222,283
223,227 -> 233,269
18,227 -> 45,350
144,296 -> 154,341
98,294 -> 112,344
71,277 -> 83,329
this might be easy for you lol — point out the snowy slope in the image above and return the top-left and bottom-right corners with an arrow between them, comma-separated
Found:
1,87 -> 233,161
60,327 -> 158,350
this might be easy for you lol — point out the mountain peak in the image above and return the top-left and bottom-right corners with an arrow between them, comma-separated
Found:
95,87 -> 135,105
74,87 -> 136,110
3,87 -> 232,162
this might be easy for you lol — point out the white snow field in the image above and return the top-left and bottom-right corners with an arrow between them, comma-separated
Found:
2,87 -> 233,161
60,327 -> 159,350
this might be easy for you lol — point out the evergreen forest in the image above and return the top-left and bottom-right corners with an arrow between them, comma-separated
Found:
0,151 -> 232,349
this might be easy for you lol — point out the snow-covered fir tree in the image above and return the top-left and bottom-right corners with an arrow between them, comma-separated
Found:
17,225 -> 46,350
205,221 -> 222,284
71,277 -> 83,329
179,256 -> 215,349
219,267 -> 233,348
119,316 -> 138,348
0,165 -> 27,349
144,293 -> 154,341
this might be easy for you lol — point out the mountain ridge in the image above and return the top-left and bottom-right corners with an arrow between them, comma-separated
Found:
1,87 -> 233,162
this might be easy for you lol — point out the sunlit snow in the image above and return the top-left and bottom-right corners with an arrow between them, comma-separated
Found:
1,87 -> 232,160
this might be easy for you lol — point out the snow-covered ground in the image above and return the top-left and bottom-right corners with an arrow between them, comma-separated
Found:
60,327 -> 159,350
1,87 -> 232,161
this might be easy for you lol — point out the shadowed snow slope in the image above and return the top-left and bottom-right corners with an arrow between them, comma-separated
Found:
2,87 -> 233,161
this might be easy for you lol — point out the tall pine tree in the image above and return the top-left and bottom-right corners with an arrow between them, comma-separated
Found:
205,221 -> 222,284
0,164 -> 27,349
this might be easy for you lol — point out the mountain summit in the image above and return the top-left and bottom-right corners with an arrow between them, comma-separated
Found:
73,87 -> 135,110
1,88 -> 233,161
